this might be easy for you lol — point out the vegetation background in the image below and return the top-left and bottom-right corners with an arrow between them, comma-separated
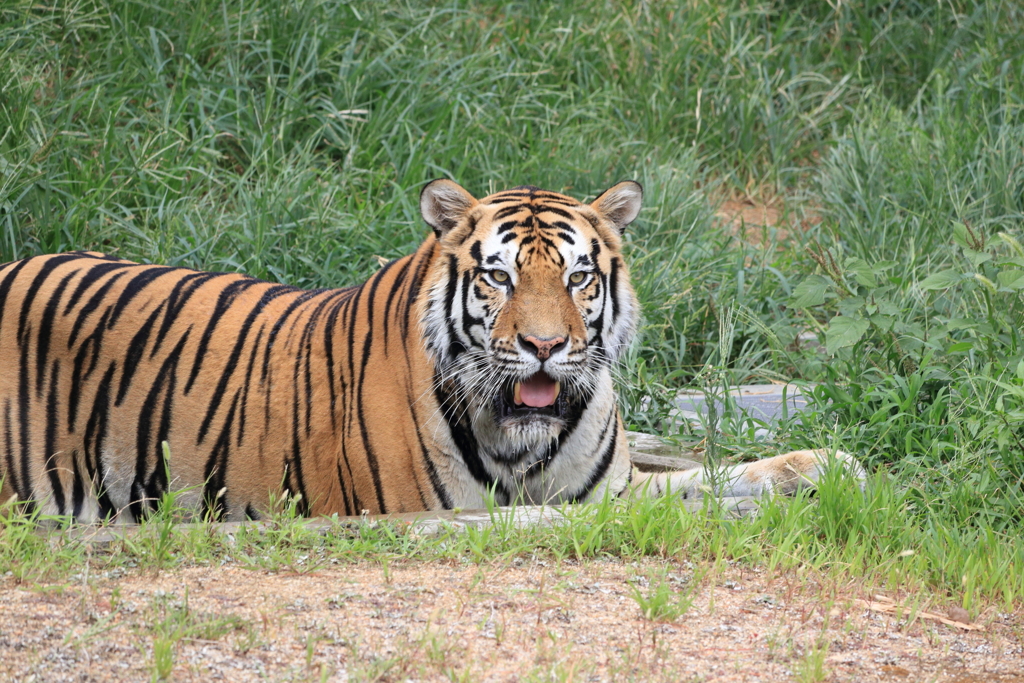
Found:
2,0 -> 1023,607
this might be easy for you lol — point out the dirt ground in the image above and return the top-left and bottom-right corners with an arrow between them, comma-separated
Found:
1,558 -> 1021,682
715,197 -> 822,246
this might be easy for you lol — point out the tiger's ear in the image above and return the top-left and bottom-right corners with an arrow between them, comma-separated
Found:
590,181 -> 643,235
420,179 -> 478,239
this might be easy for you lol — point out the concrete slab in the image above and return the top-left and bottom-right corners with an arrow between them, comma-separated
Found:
674,384 -> 813,428
627,431 -> 702,471
60,499 -> 760,550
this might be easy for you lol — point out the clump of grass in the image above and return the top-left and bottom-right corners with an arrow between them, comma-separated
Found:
151,635 -> 174,682
794,640 -> 830,683
142,589 -> 248,681
628,569 -> 702,622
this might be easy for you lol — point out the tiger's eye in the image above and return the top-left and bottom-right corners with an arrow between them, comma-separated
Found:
491,270 -> 509,283
569,271 -> 586,285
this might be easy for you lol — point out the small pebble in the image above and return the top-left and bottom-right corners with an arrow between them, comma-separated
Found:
947,605 -> 972,624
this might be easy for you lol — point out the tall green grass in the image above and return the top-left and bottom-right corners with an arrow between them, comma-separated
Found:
2,0 -> 1023,599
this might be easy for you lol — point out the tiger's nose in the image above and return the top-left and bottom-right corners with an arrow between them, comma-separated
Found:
518,334 -> 567,361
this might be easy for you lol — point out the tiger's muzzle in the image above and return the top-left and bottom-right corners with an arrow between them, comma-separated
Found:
493,370 -> 570,422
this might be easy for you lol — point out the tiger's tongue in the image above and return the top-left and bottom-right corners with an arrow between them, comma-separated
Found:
518,372 -> 559,408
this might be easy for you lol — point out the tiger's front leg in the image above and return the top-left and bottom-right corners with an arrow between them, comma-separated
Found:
629,449 -> 866,499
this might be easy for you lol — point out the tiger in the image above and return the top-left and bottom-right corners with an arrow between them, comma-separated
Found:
0,180 -> 864,523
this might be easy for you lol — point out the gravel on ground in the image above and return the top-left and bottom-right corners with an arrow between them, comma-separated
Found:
1,559 -> 1020,682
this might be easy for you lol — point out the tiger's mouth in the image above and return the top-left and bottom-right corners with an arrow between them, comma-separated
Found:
494,371 -> 568,420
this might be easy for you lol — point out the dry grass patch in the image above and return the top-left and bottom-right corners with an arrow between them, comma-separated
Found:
713,195 -> 824,247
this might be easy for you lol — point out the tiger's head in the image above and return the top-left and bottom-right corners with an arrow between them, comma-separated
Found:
419,180 -> 642,458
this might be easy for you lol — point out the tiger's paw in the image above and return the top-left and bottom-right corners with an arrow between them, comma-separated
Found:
734,449 -> 866,496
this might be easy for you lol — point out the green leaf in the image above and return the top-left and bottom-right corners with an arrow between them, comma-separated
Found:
947,341 -> 974,354
894,321 -> 925,339
919,269 -> 962,291
965,248 -> 992,268
844,258 -> 876,288
997,269 -> 1024,290
790,275 -> 831,307
868,314 -> 894,331
837,296 -> 865,317
953,221 -> 970,249
877,299 -> 900,316
825,316 -> 869,354
944,318 -> 976,332
995,256 -> 1024,269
